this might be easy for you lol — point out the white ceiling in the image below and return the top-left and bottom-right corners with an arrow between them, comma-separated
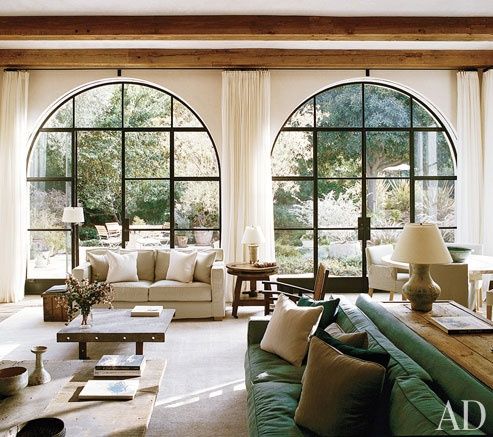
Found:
1,0 -> 492,16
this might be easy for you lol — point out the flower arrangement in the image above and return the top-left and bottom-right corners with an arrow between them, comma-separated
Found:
60,276 -> 114,326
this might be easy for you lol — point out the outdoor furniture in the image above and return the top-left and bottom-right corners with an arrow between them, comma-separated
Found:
105,222 -> 122,239
94,224 -> 120,247
261,263 -> 329,315
486,290 -> 493,320
366,244 -> 409,300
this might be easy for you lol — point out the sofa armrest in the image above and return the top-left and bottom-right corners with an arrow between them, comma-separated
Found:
211,261 -> 225,319
72,262 -> 91,281
248,316 -> 270,345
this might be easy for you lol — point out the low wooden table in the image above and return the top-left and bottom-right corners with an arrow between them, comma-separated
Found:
57,309 -> 174,359
379,300 -> 493,389
0,359 -> 166,437
226,262 -> 278,318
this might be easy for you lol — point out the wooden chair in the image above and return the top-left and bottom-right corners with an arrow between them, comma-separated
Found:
95,224 -> 120,248
261,263 -> 329,315
105,222 -> 122,239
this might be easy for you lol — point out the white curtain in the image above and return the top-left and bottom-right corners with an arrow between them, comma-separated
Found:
221,70 -> 275,301
456,71 -> 483,244
0,71 -> 29,303
482,69 -> 493,255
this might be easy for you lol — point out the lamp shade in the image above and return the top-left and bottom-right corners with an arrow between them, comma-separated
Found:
241,226 -> 265,245
391,223 -> 452,264
62,207 -> 84,224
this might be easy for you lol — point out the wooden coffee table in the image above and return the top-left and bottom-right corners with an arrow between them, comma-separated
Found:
57,309 -> 174,359
0,359 -> 166,437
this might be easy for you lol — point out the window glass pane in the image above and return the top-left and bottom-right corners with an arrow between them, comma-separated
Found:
364,84 -> 410,128
75,84 -> 122,128
414,132 -> 454,176
441,228 -> 456,243
318,230 -> 361,276
125,132 -> 170,178
129,229 -> 171,249
318,131 -> 361,177
316,84 -> 362,127
44,100 -> 73,128
413,100 -> 439,128
318,180 -> 361,228
369,229 -> 402,247
273,181 -> 313,228
415,180 -> 456,227
174,132 -> 219,177
285,99 -> 314,128
124,84 -> 171,128
173,99 -> 202,127
30,181 -> 70,229
126,180 -> 170,226
275,230 -> 313,274
28,132 -> 72,178
28,231 -> 70,279
175,181 -> 220,228
272,131 -> 313,176
77,131 -> 122,228
174,230 -> 220,248
366,132 -> 410,177
367,179 -> 410,227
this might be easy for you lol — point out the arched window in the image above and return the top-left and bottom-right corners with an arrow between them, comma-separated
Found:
27,80 -> 220,279
271,80 -> 456,285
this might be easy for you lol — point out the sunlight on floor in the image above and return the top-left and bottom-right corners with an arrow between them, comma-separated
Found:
0,343 -> 19,360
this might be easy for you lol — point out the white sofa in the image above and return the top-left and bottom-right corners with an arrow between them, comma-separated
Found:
72,247 -> 225,320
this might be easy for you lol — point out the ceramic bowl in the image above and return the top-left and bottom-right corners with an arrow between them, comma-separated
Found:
447,246 -> 472,263
17,417 -> 66,437
0,366 -> 28,396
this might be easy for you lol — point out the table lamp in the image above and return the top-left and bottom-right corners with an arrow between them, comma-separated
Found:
391,223 -> 452,312
62,207 -> 84,269
241,226 -> 265,264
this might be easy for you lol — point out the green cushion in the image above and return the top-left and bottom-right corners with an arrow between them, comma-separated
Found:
245,345 -> 305,386
248,381 -> 314,437
314,328 -> 390,367
297,296 -> 340,329
390,377 -> 486,436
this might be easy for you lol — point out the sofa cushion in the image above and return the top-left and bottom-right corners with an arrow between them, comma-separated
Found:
325,322 -> 369,348
106,251 -> 139,283
111,280 -> 151,302
87,252 -> 109,282
121,249 -> 155,281
166,250 -> 197,283
155,250 -> 170,281
148,280 -> 211,302
297,296 -> 339,330
194,251 -> 216,284
389,377 -> 485,436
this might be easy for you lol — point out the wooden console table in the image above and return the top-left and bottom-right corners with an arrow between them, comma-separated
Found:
379,301 -> 493,389
226,262 -> 278,318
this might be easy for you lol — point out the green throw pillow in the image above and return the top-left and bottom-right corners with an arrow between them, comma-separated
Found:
315,328 -> 390,367
297,296 -> 340,329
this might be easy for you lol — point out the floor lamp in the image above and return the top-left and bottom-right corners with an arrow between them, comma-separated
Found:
62,207 -> 84,270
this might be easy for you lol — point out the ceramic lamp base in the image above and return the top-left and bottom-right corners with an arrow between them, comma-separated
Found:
248,245 -> 259,264
402,264 -> 441,312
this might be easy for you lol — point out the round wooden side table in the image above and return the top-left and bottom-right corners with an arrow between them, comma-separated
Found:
226,262 -> 278,318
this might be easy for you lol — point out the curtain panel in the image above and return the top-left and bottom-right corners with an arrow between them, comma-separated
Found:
456,71 -> 483,244
0,70 -> 29,303
482,70 -> 493,255
221,70 -> 275,301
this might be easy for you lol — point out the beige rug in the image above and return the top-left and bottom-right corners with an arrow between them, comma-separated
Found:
0,305 -> 263,437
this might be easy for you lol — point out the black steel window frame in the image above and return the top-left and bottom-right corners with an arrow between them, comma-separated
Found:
271,81 -> 457,277
26,81 -> 221,275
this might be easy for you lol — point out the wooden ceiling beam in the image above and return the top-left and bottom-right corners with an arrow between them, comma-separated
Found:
0,49 -> 491,69
0,16 -> 492,41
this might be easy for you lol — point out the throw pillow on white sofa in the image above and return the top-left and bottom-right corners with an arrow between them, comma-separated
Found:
106,251 -> 139,283
194,251 -> 216,284
166,250 -> 197,283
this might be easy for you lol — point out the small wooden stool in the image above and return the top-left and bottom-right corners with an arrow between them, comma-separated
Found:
486,290 -> 493,320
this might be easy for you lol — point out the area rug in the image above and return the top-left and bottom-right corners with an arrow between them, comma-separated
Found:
0,305 -> 262,436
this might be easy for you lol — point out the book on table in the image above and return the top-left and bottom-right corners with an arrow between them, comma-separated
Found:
94,355 -> 146,377
130,305 -> 163,317
79,379 -> 139,400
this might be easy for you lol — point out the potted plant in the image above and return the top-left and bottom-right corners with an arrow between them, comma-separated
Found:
59,276 -> 114,328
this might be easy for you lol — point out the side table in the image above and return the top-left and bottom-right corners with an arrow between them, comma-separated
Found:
42,284 -> 68,322
226,262 -> 278,318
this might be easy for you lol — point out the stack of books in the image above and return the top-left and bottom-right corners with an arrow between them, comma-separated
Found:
130,305 -> 163,317
79,379 -> 139,400
94,355 -> 146,377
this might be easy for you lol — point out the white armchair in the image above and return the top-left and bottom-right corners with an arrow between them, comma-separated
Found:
366,244 -> 409,300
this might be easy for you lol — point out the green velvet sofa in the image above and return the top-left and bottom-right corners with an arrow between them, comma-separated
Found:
245,294 -> 492,436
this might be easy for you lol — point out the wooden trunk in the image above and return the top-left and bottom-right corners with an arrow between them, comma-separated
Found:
42,286 -> 68,322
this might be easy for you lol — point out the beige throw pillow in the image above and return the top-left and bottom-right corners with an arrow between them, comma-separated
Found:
121,249 -> 155,281
154,250 -> 171,281
193,251 -> 216,284
166,250 -> 197,283
295,337 -> 386,436
106,251 -> 139,283
260,294 -> 323,367
325,323 -> 369,348
87,252 -> 109,282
